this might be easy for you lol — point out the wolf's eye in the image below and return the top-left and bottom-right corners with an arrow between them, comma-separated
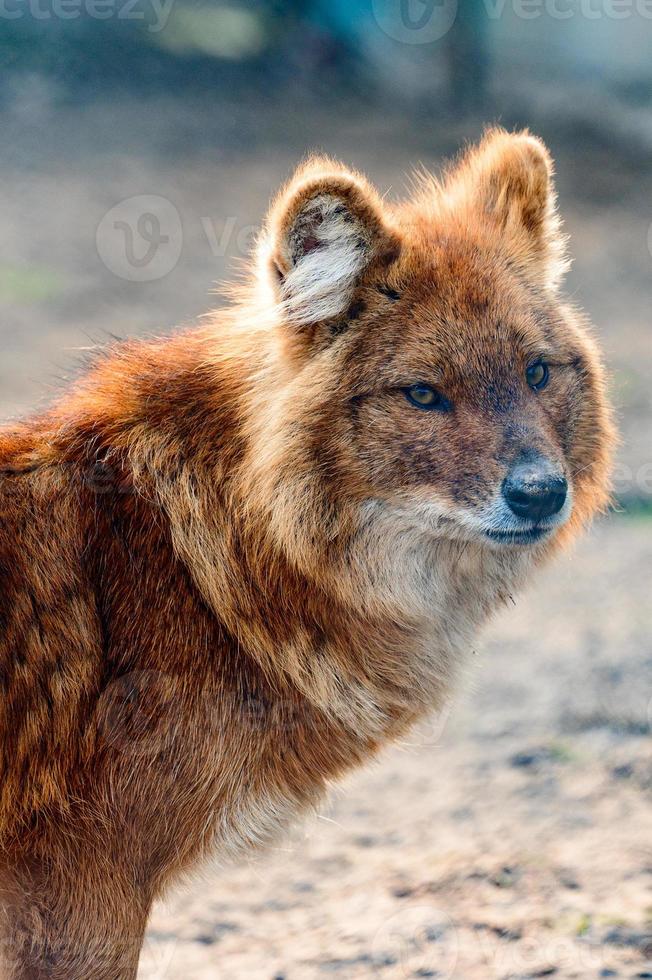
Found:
526,361 -> 550,390
378,285 -> 401,301
404,384 -> 451,412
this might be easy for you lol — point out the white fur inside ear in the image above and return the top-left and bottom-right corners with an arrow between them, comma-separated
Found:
281,195 -> 370,325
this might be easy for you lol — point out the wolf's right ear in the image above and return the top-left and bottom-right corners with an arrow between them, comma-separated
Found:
263,159 -> 399,326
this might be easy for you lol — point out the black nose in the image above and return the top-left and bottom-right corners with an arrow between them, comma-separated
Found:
502,460 -> 568,522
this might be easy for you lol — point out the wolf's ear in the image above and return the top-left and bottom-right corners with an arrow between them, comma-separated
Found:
446,130 -> 568,289
264,159 -> 399,325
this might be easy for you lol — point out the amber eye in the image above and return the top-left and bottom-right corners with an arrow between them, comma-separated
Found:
526,361 -> 550,390
404,384 -> 452,412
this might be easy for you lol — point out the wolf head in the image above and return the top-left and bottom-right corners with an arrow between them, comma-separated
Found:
248,130 -> 613,559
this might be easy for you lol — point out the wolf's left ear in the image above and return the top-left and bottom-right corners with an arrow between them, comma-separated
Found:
264,158 -> 399,325
446,130 -> 568,289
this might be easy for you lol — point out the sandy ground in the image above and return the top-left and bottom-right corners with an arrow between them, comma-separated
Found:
0,94 -> 650,979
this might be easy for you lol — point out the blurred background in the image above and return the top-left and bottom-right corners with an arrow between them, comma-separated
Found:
1,2 -> 651,978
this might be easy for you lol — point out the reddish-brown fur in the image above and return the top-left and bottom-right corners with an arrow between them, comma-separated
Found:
0,131 -> 614,978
